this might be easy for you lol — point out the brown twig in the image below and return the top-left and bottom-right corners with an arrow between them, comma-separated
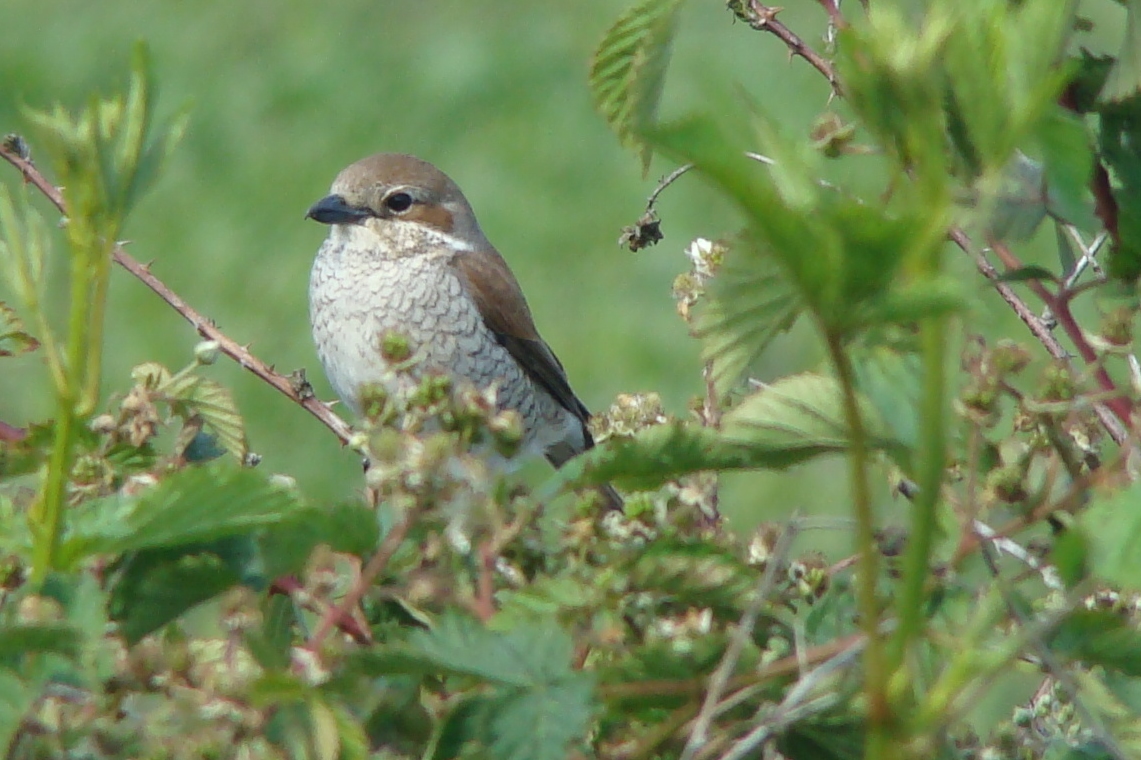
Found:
739,1 -> 841,96
472,543 -> 497,623
987,237 -> 1134,430
815,0 -> 846,29
0,144 -> 353,445
949,227 -> 1130,446
648,163 -> 694,210
306,512 -> 413,651
270,576 -> 372,645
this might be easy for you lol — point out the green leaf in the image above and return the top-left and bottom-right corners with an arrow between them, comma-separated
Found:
259,501 -> 380,580
494,577 -> 598,627
484,677 -> 595,760
649,112 -> 947,338
982,153 -> 1048,242
158,365 -> 248,461
1100,0 -> 1141,103
722,373 -> 899,462
183,377 -> 248,461
696,233 -> 802,394
61,464 -> 304,564
940,0 -> 1073,175
1075,480 -> 1141,590
360,616 -> 595,760
851,342 -> 922,456
649,113 -> 840,321
994,265 -> 1059,284
1055,221 -> 1078,276
1037,109 -> 1096,230
1098,96 -> 1141,281
590,0 -> 686,171
0,669 -> 34,758
410,614 -> 577,687
0,625 -> 82,663
538,422 -> 756,494
544,375 -> 899,495
1052,527 -> 1090,589
835,8 -> 950,191
0,185 -> 51,310
108,546 -> 242,643
432,695 -> 491,760
859,276 -> 965,326
245,594 -> 295,672
359,615 -> 578,685
1049,609 -> 1141,676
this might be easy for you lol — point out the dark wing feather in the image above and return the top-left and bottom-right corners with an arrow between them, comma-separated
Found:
451,248 -> 622,511
450,247 -> 593,432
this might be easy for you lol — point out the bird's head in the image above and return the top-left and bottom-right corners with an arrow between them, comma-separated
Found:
306,153 -> 485,254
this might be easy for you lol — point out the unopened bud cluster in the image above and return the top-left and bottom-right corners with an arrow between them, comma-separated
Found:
591,392 -> 669,442
956,337 -> 1104,510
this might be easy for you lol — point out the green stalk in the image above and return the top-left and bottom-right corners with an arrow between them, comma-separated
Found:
79,237 -> 115,414
891,317 -> 946,667
29,217 -> 111,582
827,334 -> 894,760
30,399 -> 76,584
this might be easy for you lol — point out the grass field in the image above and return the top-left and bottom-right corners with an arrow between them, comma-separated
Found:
2,1 -> 1122,544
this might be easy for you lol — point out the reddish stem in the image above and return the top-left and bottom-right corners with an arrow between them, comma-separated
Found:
989,239 -> 1133,427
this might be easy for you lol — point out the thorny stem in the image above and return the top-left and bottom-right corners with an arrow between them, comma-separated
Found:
0,144 -> 354,445
988,237 -> 1134,429
738,0 -> 842,95
950,227 -> 1129,446
647,163 -> 694,211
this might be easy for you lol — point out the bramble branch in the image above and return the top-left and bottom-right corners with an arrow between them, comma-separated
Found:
0,143 -> 353,445
735,0 -> 841,95
950,230 -> 1131,446
988,237 -> 1134,433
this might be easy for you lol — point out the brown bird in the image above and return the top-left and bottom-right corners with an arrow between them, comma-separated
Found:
307,153 -> 621,510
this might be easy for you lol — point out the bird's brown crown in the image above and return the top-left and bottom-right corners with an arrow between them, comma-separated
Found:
326,153 -> 483,241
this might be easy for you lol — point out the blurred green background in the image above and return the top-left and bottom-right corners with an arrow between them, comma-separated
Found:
0,1 -> 1125,542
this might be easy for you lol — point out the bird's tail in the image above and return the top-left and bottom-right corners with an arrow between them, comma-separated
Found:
545,441 -> 624,512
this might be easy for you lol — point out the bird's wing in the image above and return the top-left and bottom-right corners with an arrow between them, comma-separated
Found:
450,247 -> 593,433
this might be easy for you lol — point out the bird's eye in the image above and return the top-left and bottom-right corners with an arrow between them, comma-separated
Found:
384,192 -> 414,213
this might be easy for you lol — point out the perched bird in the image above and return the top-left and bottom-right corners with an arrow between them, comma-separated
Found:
307,153 -> 621,510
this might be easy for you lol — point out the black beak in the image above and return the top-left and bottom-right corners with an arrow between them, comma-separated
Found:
305,195 -> 371,225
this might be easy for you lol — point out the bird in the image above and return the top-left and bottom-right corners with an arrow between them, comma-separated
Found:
306,153 -> 621,510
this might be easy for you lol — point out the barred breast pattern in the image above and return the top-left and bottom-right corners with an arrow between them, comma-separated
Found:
309,233 -> 577,454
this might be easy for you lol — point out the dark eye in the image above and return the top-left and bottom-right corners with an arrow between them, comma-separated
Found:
384,192 -> 413,213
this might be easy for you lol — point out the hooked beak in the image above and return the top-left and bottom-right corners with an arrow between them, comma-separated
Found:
305,194 -> 372,225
